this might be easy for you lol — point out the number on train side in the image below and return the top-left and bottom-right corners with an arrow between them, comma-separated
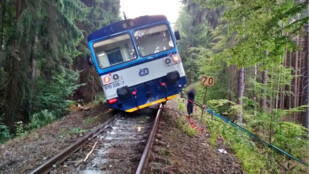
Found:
201,76 -> 215,87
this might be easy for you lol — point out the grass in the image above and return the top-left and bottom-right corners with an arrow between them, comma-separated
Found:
69,128 -> 88,134
176,116 -> 198,138
84,116 -> 100,125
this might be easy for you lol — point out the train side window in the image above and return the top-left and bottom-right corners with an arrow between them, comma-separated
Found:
93,34 -> 137,69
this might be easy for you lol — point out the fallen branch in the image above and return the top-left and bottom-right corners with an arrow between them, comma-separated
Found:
84,141 -> 98,162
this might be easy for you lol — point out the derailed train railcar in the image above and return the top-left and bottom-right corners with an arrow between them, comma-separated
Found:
88,15 -> 186,112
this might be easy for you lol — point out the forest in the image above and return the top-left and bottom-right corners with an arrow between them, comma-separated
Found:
0,0 -> 120,137
176,0 -> 308,172
0,0 -> 308,173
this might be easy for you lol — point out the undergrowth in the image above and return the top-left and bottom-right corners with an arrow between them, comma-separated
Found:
200,108 -> 308,174
93,92 -> 106,105
69,128 -> 88,134
175,115 -> 198,138
0,117 -> 11,143
176,98 -> 198,137
28,110 -> 57,129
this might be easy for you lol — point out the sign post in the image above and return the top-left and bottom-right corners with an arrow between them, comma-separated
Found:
200,76 -> 215,119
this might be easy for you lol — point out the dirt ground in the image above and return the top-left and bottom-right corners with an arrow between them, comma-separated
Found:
146,101 -> 243,174
0,103 -> 115,174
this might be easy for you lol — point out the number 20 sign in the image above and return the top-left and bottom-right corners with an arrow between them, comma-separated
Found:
201,76 -> 215,87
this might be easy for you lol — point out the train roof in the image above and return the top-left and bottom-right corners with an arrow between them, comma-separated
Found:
88,15 -> 168,42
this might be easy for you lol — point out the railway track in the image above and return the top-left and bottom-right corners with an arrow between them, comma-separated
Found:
29,104 -> 163,174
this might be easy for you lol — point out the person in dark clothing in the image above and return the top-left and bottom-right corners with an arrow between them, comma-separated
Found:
186,87 -> 195,116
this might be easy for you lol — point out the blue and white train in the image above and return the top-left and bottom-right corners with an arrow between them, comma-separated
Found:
88,15 -> 186,112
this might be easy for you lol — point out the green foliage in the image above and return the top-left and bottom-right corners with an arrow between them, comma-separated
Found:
209,131 -> 217,147
0,0 -> 121,143
200,104 -> 309,173
15,121 -> 27,137
274,122 -> 308,156
177,0 -> 309,173
176,116 -> 198,137
197,0 -> 309,68
36,67 -> 82,117
69,127 -> 88,134
28,110 -> 56,129
207,99 -> 241,121
0,118 -> 11,143
201,110 -> 308,173
176,3 -> 220,84
93,92 -> 106,105
177,98 -> 186,111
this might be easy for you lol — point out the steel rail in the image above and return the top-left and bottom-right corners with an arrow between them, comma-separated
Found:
28,114 -> 119,174
135,103 -> 163,174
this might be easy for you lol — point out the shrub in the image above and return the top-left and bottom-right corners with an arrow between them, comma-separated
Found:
93,92 -> 106,105
28,110 -> 56,129
15,121 -> 28,137
176,116 -> 197,137
35,67 -> 83,117
177,98 -> 186,111
200,105 -> 309,173
0,118 -> 11,143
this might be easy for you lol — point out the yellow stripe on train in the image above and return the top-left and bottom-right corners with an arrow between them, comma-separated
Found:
125,94 -> 178,112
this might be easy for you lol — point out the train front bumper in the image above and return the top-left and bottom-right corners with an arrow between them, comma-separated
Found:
108,75 -> 186,112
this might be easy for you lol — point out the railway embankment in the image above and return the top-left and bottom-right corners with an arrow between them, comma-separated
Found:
0,103 -> 114,174
146,100 -> 243,173
0,101 -> 243,174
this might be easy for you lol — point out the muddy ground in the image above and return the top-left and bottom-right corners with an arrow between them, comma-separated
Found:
0,101 -> 243,174
0,103 -> 115,174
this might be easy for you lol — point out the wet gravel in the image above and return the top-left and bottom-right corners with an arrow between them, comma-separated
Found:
51,108 -> 157,174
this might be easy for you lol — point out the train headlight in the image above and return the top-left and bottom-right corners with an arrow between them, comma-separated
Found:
104,76 -> 110,84
172,55 -> 180,62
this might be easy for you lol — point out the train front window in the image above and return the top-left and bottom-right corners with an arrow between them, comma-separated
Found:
133,24 -> 175,57
93,34 -> 137,69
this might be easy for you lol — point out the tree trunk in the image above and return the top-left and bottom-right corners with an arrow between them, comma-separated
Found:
28,35 -> 38,118
298,37 -> 304,123
304,21 -> 309,129
260,70 -> 268,110
0,0 -> 3,67
288,52 -> 293,109
236,67 -> 245,123
16,0 -> 22,20
280,53 -> 287,109
294,34 -> 300,122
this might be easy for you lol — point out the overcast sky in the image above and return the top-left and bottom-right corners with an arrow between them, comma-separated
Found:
120,0 -> 183,26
